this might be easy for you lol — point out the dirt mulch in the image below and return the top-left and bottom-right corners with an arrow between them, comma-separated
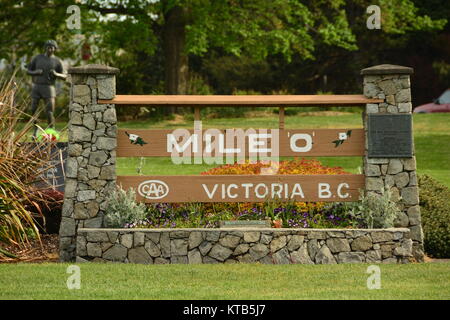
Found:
0,234 -> 59,263
424,256 -> 450,263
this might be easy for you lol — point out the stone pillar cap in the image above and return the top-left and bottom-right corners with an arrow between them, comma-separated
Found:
361,64 -> 413,75
68,64 -> 120,75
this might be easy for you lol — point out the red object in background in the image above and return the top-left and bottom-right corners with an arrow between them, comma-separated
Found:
43,133 -> 57,141
414,89 -> 450,113
81,42 -> 91,61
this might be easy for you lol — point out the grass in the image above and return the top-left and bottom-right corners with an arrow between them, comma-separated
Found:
113,112 -> 450,187
0,262 -> 449,300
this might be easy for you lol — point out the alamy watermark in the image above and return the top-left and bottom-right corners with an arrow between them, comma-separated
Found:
127,120 -> 351,175
66,5 -> 81,30
168,121 -> 280,174
367,5 -> 381,30
366,265 -> 381,290
66,265 -> 81,290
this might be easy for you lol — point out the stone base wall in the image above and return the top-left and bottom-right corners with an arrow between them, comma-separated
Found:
77,228 -> 413,264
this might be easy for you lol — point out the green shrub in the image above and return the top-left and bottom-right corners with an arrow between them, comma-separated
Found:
104,187 -> 147,228
348,187 -> 400,228
419,175 -> 450,258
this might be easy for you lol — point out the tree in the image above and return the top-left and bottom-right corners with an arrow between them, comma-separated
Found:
0,0 -> 74,65
82,0 -> 359,97
200,0 -> 448,100
1,0 -> 446,106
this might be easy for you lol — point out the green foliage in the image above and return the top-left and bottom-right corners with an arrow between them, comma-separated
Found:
104,187 -> 147,228
185,0 -> 355,61
0,247 -> 17,259
0,0 -> 75,62
131,202 -> 234,228
321,202 -> 363,228
203,107 -> 247,119
348,187 -> 400,229
419,174 -> 450,258
378,0 -> 447,34
202,89 -> 259,118
125,199 -> 360,229
432,61 -> 450,84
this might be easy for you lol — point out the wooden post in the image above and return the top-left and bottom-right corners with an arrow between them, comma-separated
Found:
194,106 -> 201,130
279,106 -> 285,130
194,106 -> 201,121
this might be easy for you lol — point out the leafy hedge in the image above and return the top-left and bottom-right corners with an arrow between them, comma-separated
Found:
419,175 -> 450,258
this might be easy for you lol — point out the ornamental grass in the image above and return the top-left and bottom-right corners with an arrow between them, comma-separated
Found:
0,72 -> 60,257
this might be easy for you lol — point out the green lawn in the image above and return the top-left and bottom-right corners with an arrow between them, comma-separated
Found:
0,262 -> 449,300
113,112 -> 450,187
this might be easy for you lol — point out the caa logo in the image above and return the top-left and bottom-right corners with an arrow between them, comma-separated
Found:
138,180 -> 169,200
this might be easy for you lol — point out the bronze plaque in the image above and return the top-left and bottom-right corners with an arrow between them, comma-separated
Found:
368,114 -> 413,158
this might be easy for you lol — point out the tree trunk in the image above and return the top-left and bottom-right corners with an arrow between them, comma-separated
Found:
163,5 -> 188,114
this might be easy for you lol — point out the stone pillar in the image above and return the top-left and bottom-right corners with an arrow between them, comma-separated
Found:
59,64 -> 119,262
361,64 -> 424,262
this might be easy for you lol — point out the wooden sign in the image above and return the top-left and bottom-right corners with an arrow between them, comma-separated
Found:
117,174 -> 364,203
117,128 -> 364,158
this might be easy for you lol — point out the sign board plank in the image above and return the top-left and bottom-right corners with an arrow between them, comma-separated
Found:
99,95 -> 383,106
117,129 -> 364,158
368,114 -> 413,158
117,174 -> 364,203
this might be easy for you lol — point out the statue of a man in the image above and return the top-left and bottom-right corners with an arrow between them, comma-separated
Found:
27,40 -> 67,136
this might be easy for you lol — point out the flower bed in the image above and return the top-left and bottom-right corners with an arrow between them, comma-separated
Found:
107,159 -> 367,229
106,159 -> 398,230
